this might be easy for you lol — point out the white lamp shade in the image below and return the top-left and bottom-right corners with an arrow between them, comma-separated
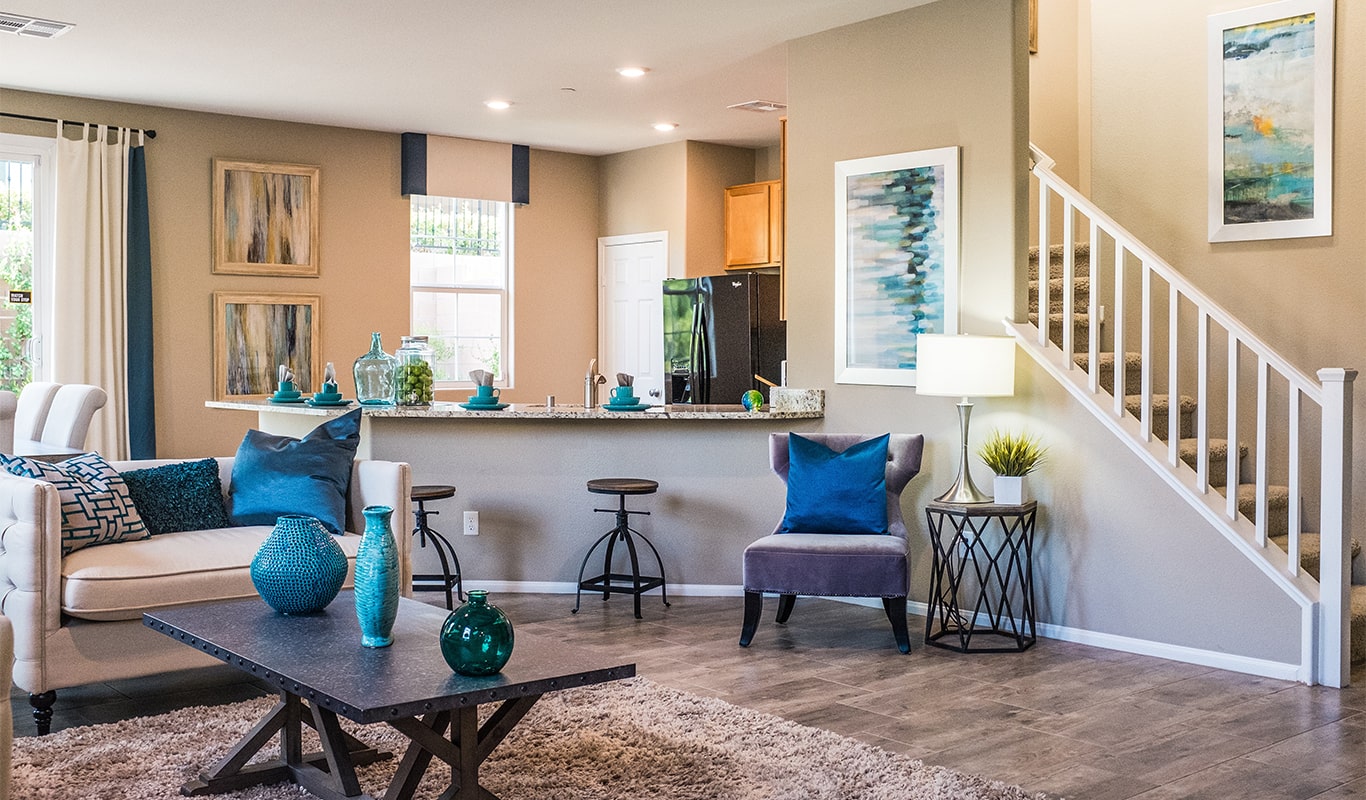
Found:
914,334 -> 1017,397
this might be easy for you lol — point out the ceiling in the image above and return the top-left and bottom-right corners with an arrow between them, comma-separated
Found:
0,0 -> 930,156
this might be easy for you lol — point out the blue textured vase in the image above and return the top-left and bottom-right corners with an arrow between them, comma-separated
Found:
250,515 -> 347,615
441,590 -> 514,676
354,504 -> 400,647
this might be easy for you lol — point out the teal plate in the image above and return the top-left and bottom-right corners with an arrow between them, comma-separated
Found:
459,402 -> 510,411
602,403 -> 652,412
268,396 -> 306,404
306,399 -> 353,408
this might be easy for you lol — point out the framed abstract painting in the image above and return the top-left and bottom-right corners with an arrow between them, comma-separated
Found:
213,292 -> 320,400
212,159 -> 320,276
1208,0 -> 1333,242
834,146 -> 960,387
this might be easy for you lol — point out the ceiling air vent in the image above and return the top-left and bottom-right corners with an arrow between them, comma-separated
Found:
0,12 -> 74,38
727,100 -> 787,113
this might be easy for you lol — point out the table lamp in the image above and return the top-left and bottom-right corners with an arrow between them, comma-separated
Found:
915,334 -> 1017,503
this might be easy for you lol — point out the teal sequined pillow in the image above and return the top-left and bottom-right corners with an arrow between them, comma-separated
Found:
0,452 -> 150,555
120,458 -> 232,535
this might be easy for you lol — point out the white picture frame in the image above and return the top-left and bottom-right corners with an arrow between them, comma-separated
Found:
834,146 -> 960,386
1208,0 -> 1333,242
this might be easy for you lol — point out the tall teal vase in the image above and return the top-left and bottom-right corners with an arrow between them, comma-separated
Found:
441,590 -> 514,676
354,504 -> 400,647
251,515 -> 347,615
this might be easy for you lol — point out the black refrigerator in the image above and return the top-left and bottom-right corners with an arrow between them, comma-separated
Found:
662,273 -> 786,405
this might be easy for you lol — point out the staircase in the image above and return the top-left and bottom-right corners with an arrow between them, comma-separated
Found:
1013,145 -> 1362,686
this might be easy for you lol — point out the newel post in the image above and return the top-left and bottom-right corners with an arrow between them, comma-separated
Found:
1317,368 -> 1356,687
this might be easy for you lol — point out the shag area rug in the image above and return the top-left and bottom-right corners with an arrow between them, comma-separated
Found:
12,677 -> 1047,799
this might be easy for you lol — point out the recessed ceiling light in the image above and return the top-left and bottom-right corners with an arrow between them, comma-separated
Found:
652,122 -> 678,132
484,100 -> 512,110
617,67 -> 650,78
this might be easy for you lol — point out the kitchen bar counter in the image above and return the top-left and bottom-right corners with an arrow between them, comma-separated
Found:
208,397 -> 827,591
205,400 -> 822,420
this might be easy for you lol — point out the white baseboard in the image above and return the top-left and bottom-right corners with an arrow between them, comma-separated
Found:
460,581 -> 1303,682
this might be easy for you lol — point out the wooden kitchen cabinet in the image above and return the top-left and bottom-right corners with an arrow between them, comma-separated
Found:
724,180 -> 782,270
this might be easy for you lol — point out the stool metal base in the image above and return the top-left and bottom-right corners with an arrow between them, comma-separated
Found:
412,500 -> 464,610
572,492 -> 669,619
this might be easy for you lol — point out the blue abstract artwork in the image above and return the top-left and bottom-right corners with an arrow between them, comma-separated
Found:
835,146 -> 958,385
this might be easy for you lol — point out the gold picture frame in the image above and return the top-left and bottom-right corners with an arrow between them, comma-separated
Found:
212,159 -> 320,277
213,292 -> 321,400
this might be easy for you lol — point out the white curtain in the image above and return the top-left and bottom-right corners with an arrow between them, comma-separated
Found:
52,123 -> 132,459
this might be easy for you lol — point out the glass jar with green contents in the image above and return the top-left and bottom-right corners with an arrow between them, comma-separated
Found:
394,335 -> 435,406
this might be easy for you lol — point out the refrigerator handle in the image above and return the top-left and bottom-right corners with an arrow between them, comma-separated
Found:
691,301 -> 710,403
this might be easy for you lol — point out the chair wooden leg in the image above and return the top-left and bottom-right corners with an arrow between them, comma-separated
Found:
30,690 -> 55,735
739,591 -> 763,647
883,596 -> 911,654
775,593 -> 796,624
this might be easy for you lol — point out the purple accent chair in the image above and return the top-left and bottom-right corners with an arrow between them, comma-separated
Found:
739,433 -> 925,653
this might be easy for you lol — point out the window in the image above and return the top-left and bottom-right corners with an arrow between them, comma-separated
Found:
410,196 -> 512,387
0,133 -> 55,392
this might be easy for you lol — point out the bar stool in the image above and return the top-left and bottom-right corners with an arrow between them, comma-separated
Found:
572,478 -> 670,619
411,484 -> 464,609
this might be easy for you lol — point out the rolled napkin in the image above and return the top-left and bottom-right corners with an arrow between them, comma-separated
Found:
315,361 -> 343,401
617,373 -> 634,387
275,364 -> 299,397
278,365 -> 294,384
323,362 -> 337,387
469,369 -> 493,386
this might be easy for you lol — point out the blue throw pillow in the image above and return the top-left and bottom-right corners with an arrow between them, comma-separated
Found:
121,458 -> 231,535
779,433 -> 889,534
229,408 -> 362,535
0,452 -> 150,554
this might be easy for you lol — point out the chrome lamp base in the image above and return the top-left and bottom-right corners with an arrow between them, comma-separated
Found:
934,400 -> 992,504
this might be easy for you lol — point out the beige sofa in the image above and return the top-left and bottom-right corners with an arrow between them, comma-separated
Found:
0,457 -> 412,734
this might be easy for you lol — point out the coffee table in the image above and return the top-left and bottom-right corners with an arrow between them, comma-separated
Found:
144,593 -> 634,800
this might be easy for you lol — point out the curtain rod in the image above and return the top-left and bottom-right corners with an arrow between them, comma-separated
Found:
0,111 -> 156,139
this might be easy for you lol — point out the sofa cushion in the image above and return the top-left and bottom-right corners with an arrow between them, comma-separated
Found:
120,457 -> 232,535
229,408 -> 362,535
0,452 -> 150,555
779,433 -> 889,534
61,526 -> 363,621
742,532 -> 909,597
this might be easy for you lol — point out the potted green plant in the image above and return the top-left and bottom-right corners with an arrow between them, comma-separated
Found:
977,429 -> 1047,505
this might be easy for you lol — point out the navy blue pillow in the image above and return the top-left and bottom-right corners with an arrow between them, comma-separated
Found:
779,433 -> 889,534
229,408 -> 362,535
121,458 -> 231,535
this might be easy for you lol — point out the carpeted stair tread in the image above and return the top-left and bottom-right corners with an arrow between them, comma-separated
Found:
1027,242 -> 1092,280
1030,276 -> 1091,315
1126,394 -> 1197,440
1233,483 -> 1290,538
1269,532 -> 1362,581
1073,351 -> 1143,395
1030,312 -> 1091,349
1177,438 -> 1247,488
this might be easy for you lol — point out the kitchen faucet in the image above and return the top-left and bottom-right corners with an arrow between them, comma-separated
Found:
584,358 -> 607,408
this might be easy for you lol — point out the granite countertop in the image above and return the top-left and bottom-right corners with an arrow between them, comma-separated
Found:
206,399 -> 823,420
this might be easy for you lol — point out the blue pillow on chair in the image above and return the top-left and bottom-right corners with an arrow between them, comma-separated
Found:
779,433 -> 890,534
229,408 -> 362,535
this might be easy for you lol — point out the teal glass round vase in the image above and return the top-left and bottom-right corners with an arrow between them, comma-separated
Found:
354,505 -> 400,647
440,590 -> 514,676
250,515 -> 348,615
353,332 -> 397,406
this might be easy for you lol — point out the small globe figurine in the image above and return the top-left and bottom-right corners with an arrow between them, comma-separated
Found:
742,389 -> 765,412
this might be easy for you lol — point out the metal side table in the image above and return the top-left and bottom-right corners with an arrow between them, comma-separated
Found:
924,500 -> 1038,653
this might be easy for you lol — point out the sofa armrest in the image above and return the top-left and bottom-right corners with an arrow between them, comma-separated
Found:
347,460 -> 413,596
0,614 -> 12,798
0,472 -> 62,695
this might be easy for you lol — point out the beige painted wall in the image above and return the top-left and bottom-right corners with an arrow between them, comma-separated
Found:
0,88 -> 600,457
1089,2 -> 1366,560
685,141 -> 756,277
1029,0 -> 1084,187
598,142 -> 687,273
786,0 -> 1299,663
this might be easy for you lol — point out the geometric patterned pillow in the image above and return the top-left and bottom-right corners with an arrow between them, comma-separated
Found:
0,452 -> 150,555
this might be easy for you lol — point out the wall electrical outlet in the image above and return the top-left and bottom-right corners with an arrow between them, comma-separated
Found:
463,511 -> 479,536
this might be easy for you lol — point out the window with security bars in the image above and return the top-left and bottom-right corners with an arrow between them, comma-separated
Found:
410,196 -> 511,386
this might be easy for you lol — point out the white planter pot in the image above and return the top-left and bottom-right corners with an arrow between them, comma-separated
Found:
993,475 -> 1029,505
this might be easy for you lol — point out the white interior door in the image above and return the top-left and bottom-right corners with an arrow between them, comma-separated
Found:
598,232 -> 668,405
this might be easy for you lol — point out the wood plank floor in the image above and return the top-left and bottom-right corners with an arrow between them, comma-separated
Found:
11,593 -> 1366,799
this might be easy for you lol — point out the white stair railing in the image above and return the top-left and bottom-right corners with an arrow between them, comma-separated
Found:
1014,144 -> 1356,686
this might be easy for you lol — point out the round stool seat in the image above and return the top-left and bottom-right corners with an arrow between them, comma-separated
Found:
587,478 -> 658,496
412,484 -> 457,502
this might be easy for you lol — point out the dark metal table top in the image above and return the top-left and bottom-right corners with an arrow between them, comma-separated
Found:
144,593 -> 635,724
926,499 -> 1038,516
